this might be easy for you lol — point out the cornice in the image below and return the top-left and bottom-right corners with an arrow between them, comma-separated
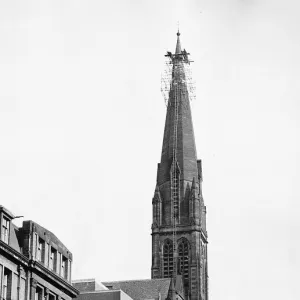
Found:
29,260 -> 79,296
0,240 -> 29,266
151,226 -> 208,241
152,225 -> 200,235
0,241 -> 79,296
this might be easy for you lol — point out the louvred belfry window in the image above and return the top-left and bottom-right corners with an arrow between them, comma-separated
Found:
163,240 -> 173,278
178,239 -> 189,281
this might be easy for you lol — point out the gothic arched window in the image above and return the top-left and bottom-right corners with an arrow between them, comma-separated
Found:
178,239 -> 189,282
163,240 -> 173,278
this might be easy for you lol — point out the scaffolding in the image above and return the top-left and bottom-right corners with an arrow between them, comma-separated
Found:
161,53 -> 195,107
171,82 -> 180,279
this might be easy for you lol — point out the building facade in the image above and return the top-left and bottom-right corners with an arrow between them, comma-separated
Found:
0,206 -> 78,300
151,32 -> 208,300
73,278 -> 184,300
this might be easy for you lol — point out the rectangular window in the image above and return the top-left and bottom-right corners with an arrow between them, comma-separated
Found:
20,278 -> 25,300
3,272 -> 7,300
57,253 -> 61,275
0,264 -> 3,297
3,268 -> 12,300
37,238 -> 45,262
49,294 -> 55,300
68,260 -> 71,281
61,256 -> 68,279
49,248 -> 57,272
37,240 -> 41,261
1,217 -> 10,244
35,286 -> 43,300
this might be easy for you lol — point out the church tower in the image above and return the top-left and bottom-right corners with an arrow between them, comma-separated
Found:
151,32 -> 208,300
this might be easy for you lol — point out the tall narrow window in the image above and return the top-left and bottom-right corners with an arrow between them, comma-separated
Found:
178,239 -> 189,282
49,248 -> 57,272
57,253 -> 61,275
19,278 -> 25,300
0,265 -> 2,297
61,257 -> 65,277
2,217 -> 10,244
48,293 -> 55,300
61,256 -> 68,279
35,286 -> 43,300
3,270 -> 8,300
3,268 -> 12,300
163,240 -> 173,278
37,239 -> 45,262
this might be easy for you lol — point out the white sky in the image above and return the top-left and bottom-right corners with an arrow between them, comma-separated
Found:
1,1 -> 299,299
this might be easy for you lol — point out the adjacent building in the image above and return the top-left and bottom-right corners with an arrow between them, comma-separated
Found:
72,279 -> 134,300
73,278 -> 184,300
0,205 -> 78,300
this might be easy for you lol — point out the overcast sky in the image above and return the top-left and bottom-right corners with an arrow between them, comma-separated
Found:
1,1 -> 299,300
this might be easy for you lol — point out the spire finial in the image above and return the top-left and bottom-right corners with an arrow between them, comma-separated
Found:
175,27 -> 182,54
177,21 -> 180,36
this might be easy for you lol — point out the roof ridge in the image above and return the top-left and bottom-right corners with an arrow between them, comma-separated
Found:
72,278 -> 96,283
103,278 -> 171,283
78,290 -> 121,294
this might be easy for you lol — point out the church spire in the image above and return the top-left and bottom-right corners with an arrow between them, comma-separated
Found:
152,32 -> 208,300
157,32 -> 198,186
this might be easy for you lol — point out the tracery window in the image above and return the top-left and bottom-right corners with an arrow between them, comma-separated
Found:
163,240 -> 173,278
178,239 -> 189,281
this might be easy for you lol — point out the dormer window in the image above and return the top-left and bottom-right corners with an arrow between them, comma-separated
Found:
1,216 -> 10,244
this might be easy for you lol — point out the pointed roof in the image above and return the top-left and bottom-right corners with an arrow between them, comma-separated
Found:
154,185 -> 162,200
166,276 -> 185,300
175,31 -> 182,55
157,32 -> 198,185
152,185 -> 162,204
191,177 -> 196,189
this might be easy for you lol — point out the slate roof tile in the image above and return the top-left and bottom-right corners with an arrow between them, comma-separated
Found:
102,279 -> 171,300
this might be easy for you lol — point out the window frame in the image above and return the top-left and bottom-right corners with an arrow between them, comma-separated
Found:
35,285 -> 43,300
163,239 -> 173,278
61,256 -> 68,279
49,248 -> 57,272
2,216 -> 10,244
48,292 -> 56,300
3,268 -> 12,300
37,238 -> 45,263
178,239 -> 189,282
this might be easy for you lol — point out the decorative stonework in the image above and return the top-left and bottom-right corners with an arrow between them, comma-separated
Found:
30,278 -> 38,288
